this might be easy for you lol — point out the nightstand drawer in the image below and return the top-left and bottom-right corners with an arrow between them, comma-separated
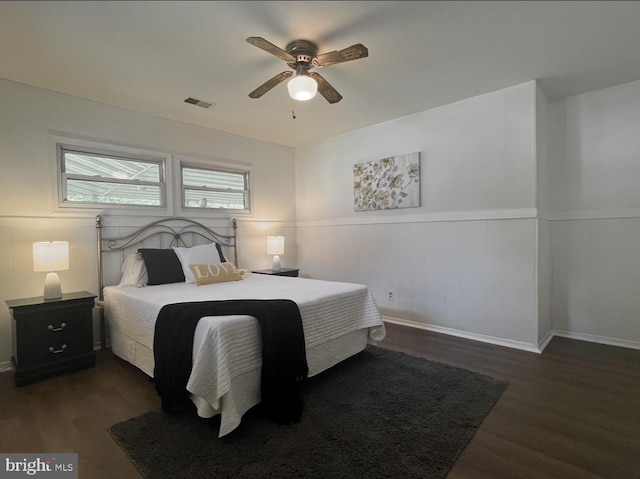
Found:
14,310 -> 93,367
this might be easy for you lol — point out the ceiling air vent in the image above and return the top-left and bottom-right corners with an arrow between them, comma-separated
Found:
184,97 -> 215,109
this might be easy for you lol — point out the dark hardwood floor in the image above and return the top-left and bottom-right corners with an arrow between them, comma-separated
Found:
1,322 -> 639,478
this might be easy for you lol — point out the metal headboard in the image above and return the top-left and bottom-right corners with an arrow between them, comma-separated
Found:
95,215 -> 237,348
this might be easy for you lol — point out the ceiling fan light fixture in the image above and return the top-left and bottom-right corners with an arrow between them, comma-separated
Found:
287,75 -> 317,101
246,37 -> 367,104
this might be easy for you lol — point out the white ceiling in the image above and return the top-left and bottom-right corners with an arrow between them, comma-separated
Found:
2,1 -> 640,148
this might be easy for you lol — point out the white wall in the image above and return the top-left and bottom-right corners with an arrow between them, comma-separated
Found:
0,78 -> 296,366
295,82 -> 542,350
547,79 -> 640,347
296,83 -> 537,222
536,83 -> 553,345
296,78 -> 640,351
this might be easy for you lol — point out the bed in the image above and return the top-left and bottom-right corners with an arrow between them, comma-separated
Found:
96,216 -> 385,437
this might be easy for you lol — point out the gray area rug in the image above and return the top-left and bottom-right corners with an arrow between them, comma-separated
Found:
109,346 -> 507,479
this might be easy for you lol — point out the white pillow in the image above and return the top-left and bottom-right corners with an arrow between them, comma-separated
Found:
119,253 -> 148,287
173,243 -> 223,284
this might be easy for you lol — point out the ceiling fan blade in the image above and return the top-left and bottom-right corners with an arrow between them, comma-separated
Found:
246,37 -> 296,63
248,71 -> 293,98
314,44 -> 368,67
309,72 -> 343,104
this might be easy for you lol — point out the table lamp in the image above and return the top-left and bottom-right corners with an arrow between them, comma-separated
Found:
266,236 -> 284,272
33,241 -> 69,300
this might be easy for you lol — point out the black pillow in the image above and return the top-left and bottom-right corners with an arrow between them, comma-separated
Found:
138,249 -> 185,285
215,243 -> 227,263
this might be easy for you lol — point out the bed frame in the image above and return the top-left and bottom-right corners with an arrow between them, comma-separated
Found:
95,215 -> 237,348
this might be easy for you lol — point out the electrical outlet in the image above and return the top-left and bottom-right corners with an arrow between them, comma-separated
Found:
387,290 -> 395,301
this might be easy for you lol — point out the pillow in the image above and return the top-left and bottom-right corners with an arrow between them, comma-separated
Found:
215,244 -> 227,263
118,253 -> 148,287
173,243 -> 224,284
189,262 -> 243,286
138,248 -> 185,285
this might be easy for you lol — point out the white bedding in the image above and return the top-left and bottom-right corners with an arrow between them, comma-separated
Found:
104,273 -> 385,436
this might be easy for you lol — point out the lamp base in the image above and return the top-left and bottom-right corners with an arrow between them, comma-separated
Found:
271,255 -> 281,272
43,272 -> 62,300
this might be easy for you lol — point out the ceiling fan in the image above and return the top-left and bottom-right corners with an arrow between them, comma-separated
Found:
246,37 -> 368,104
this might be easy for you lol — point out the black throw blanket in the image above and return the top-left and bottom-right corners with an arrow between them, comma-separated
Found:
153,300 -> 309,426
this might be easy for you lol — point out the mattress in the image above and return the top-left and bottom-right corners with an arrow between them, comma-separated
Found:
104,273 -> 385,436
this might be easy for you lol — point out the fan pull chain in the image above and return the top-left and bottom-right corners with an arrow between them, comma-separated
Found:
291,104 -> 297,120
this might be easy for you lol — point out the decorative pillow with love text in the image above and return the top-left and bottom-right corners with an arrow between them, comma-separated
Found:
189,262 -> 243,286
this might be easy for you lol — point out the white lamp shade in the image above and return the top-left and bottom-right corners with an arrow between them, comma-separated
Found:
266,236 -> 285,255
33,241 -> 69,272
287,75 -> 317,101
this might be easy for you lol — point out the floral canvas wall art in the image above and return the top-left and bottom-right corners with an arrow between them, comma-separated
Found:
353,152 -> 420,211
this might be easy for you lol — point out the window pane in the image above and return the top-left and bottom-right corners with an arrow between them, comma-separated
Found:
67,179 -> 162,206
184,189 -> 245,209
65,152 -> 161,182
182,167 -> 245,190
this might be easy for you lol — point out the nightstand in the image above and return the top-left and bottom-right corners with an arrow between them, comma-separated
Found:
6,291 -> 97,387
252,268 -> 300,277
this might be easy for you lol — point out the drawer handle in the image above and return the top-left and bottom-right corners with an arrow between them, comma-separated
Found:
48,323 -> 67,332
49,344 -> 67,354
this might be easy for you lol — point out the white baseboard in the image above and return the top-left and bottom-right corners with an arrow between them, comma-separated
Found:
383,316 -> 640,353
537,329 -> 555,352
552,329 -> 640,350
382,316 -> 543,353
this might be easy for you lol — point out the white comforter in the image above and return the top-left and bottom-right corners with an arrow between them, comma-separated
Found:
104,273 -> 385,436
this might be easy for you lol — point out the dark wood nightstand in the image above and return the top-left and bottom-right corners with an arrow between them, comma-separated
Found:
6,291 -> 97,387
252,268 -> 300,277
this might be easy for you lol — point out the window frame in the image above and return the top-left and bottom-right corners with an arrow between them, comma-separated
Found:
54,138 -> 172,215
178,158 -> 251,215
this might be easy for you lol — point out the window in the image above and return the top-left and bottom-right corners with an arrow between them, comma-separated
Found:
54,135 -> 251,216
181,162 -> 250,213
59,145 -> 166,208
